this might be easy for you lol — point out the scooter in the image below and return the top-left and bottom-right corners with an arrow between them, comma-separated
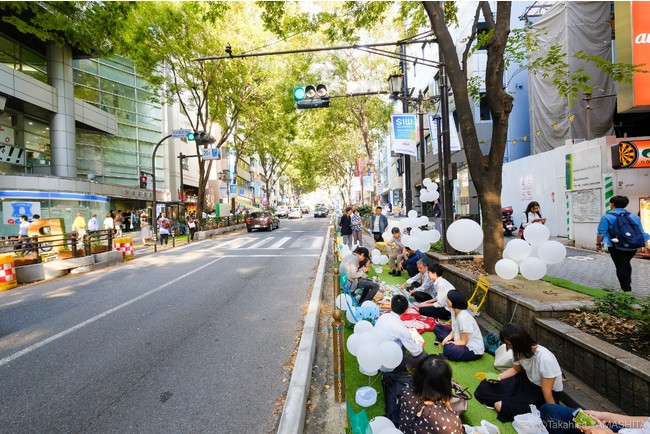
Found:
502,206 -> 517,236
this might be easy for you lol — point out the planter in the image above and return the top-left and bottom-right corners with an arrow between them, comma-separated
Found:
536,318 -> 650,415
14,256 -> 38,266
91,245 -> 108,254
57,251 -> 73,260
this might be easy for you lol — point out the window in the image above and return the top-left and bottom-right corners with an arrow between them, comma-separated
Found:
479,92 -> 491,121
477,22 -> 489,51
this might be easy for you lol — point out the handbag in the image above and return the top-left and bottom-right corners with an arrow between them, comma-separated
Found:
450,380 -> 472,414
483,332 -> 501,356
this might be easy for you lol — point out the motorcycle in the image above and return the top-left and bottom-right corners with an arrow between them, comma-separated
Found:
502,206 -> 517,236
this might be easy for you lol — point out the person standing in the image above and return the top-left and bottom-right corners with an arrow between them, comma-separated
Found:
350,207 -> 363,247
371,206 -> 388,242
123,210 -> 131,232
87,214 -> 99,233
432,200 -> 442,234
114,211 -> 123,237
17,215 -> 30,252
186,213 -> 197,240
338,207 -> 353,249
596,195 -> 649,292
140,215 -> 152,246
158,212 -> 170,246
103,213 -> 114,232
72,211 -> 87,240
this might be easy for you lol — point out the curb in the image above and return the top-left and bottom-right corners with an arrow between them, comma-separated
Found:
277,228 -> 331,434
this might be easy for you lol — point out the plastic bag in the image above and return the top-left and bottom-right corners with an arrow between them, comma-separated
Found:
512,405 -> 549,434
494,343 -> 514,372
464,420 -> 501,434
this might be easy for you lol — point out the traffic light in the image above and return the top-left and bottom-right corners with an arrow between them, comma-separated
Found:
194,131 -> 216,146
187,131 -> 196,141
139,173 -> 148,189
293,84 -> 329,109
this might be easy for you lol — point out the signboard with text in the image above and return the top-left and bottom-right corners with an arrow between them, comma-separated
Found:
390,114 -> 417,157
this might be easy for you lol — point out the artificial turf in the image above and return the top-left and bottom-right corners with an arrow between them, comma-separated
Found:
343,267 -> 517,434
541,276 -> 608,298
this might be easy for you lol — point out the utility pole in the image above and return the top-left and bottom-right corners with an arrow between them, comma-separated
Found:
401,43 -> 412,213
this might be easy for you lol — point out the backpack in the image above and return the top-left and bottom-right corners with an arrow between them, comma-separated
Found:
161,220 -> 170,229
609,212 -> 645,249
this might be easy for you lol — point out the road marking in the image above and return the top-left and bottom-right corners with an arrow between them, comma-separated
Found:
262,236 -> 292,249
309,237 -> 323,249
247,238 -> 275,249
208,237 -> 253,250
0,257 -> 225,367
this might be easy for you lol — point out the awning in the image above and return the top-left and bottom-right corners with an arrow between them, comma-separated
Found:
235,196 -> 259,209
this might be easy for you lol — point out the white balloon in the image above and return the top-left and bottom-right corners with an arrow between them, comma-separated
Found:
398,219 -> 410,231
357,342 -> 383,372
346,307 -> 359,324
380,340 -> 404,370
506,239 -> 532,261
382,232 -> 393,243
361,300 -> 377,309
379,255 -> 389,265
428,230 -> 441,244
372,248 -> 381,258
372,256 -> 381,264
495,258 -> 519,280
335,293 -> 353,311
523,223 -> 551,246
418,241 -> 432,252
359,366 -> 379,377
354,320 -> 374,335
446,219 -> 483,252
537,240 -> 567,264
519,257 -> 548,280
401,234 -> 414,249
374,266 -> 383,274
408,210 -> 418,219
347,333 -> 363,356
410,227 -> 423,237
429,181 -> 438,191
419,216 -> 430,226
378,428 -> 404,434
369,416 -> 395,433
423,178 -> 433,188
341,245 -> 352,257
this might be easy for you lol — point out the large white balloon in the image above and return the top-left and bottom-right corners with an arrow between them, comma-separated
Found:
354,320 -> 374,335
380,341 -> 404,370
537,240 -> 567,264
410,227 -> 423,237
408,210 -> 418,219
346,307 -> 359,324
505,239 -> 532,261
379,255 -> 389,265
423,178 -> 433,188
357,342 -> 383,372
429,190 -> 440,201
382,232 -> 393,243
372,248 -> 381,258
347,333 -> 363,356
519,257 -> 548,280
339,254 -> 358,276
429,229 -> 441,244
369,416 -> 395,433
335,293 -> 353,311
359,366 -> 378,377
495,258 -> 519,280
418,216 -> 430,226
523,223 -> 551,246
372,255 -> 381,264
446,219 -> 483,252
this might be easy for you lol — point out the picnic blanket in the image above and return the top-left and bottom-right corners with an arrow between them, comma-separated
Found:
400,307 -> 438,333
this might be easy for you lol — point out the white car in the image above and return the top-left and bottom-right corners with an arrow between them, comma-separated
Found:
287,207 -> 303,219
276,205 -> 288,218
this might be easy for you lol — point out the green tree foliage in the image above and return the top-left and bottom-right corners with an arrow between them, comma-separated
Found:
0,1 -> 135,56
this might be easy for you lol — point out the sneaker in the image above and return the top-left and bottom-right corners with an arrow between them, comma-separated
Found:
393,270 -> 402,277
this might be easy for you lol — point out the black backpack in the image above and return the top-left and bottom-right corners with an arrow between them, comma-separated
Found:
610,212 -> 645,249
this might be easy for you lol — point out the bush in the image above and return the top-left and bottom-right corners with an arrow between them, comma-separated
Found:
593,291 -> 638,318
635,297 -> 650,338
357,205 -> 373,217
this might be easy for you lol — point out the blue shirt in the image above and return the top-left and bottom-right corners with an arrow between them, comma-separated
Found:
597,208 -> 649,251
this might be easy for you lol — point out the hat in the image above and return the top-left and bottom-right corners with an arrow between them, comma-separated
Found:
353,246 -> 369,257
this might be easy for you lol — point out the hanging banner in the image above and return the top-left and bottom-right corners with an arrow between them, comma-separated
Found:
363,175 -> 373,191
427,114 -> 463,155
391,114 -> 417,157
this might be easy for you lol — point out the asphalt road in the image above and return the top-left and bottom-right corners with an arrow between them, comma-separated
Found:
0,214 -> 329,433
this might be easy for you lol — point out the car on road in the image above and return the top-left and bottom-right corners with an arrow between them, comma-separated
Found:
276,205 -> 288,218
287,207 -> 303,219
246,211 -> 279,232
314,207 -> 328,218
300,205 -> 310,214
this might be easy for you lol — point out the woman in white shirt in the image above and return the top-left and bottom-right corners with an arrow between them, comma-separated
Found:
521,201 -> 546,232
432,290 -> 484,362
475,323 -> 563,422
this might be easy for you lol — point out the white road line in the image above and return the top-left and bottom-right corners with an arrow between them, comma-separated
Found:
264,236 -> 292,249
0,257 -> 225,368
246,238 -> 275,249
208,237 -> 253,250
309,236 -> 324,249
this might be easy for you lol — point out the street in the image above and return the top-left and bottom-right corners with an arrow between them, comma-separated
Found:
0,216 -> 329,433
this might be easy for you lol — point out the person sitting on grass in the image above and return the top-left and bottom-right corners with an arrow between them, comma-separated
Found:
399,355 -> 464,434
433,290 -> 484,362
348,255 -> 380,305
400,246 -> 423,278
417,264 -> 454,321
474,323 -> 563,422
540,404 -> 649,434
401,259 -> 436,302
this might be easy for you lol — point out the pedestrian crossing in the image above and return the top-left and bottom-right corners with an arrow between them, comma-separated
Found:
208,234 -> 324,251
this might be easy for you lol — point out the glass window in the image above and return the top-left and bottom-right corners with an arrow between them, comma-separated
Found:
0,35 -> 17,69
20,46 -> 47,83
74,85 -> 100,103
73,58 -> 98,74
99,63 -> 135,86
74,70 -> 99,90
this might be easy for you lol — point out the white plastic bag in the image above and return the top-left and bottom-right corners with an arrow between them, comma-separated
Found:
464,420 -> 501,434
494,343 -> 514,372
512,405 -> 549,434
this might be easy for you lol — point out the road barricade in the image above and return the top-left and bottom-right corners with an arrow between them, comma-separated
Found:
0,254 -> 18,291
113,237 -> 134,261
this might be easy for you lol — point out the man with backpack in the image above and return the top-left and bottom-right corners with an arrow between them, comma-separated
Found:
596,195 -> 649,292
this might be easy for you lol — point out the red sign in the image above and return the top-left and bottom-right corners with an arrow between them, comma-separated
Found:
632,2 -> 650,106
611,139 -> 650,169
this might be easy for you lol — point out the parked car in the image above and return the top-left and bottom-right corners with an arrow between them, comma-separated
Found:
314,207 -> 328,218
300,205 -> 310,214
276,205 -> 288,218
246,211 -> 279,232
287,207 -> 303,219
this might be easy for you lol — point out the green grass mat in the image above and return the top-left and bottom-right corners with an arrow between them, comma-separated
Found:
541,276 -> 608,298
344,267 -> 516,433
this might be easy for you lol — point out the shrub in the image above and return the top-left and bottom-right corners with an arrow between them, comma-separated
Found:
593,291 -> 637,318
357,205 -> 373,217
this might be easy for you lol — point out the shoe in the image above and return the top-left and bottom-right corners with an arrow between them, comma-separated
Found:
393,270 -> 402,277
388,270 -> 397,276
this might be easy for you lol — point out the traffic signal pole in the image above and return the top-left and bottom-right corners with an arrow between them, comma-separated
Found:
152,134 -> 172,253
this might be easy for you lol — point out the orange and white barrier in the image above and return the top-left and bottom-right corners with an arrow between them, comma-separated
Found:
0,254 -> 18,291
113,237 -> 134,261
